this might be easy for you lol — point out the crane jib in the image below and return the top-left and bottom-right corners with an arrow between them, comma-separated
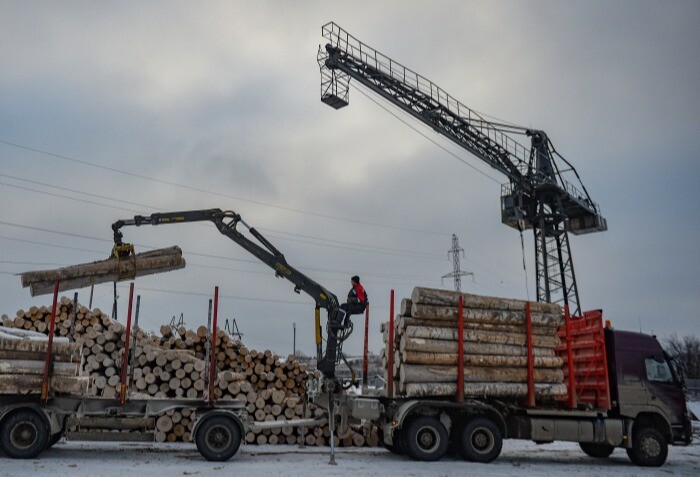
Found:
318,21 -> 607,316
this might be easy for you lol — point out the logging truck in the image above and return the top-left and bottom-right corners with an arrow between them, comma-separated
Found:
1,209 -> 691,467
369,323 -> 693,467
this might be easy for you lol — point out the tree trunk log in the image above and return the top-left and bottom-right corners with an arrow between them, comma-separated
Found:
400,336 -> 556,357
403,325 -> 560,348
411,287 -> 562,314
401,382 -> 568,399
411,303 -> 563,327
397,316 -> 556,336
399,363 -> 563,384
399,350 -> 563,368
21,246 -> 186,296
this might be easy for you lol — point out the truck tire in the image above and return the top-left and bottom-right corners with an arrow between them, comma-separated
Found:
579,442 -> 614,458
626,427 -> 667,467
0,409 -> 49,459
458,417 -> 503,463
403,416 -> 449,461
195,416 -> 241,462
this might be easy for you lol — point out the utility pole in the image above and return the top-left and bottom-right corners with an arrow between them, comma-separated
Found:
442,234 -> 473,292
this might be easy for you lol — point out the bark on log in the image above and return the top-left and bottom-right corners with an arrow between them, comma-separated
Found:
402,382 -> 568,399
0,359 -> 80,376
403,325 -> 560,348
400,299 -> 412,317
0,375 -> 90,395
411,287 -> 562,314
399,363 -> 563,384
397,316 -> 557,336
411,303 -> 563,327
0,337 -> 81,356
399,350 -> 563,368
21,246 -> 186,296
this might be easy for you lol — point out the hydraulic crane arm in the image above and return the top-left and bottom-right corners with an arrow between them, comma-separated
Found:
111,208 -> 347,379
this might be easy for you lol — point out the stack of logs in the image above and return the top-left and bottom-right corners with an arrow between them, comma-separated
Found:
381,287 -> 569,399
1,297 -> 378,447
0,326 -> 89,395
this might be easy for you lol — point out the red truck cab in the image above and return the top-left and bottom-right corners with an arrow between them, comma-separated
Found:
605,328 -> 693,456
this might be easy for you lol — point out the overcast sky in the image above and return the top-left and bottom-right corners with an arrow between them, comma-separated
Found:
1,1 -> 698,360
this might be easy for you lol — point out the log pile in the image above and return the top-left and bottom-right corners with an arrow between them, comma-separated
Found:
0,326 -> 89,395
19,246 -> 186,296
381,287 -> 569,399
1,297 -> 378,447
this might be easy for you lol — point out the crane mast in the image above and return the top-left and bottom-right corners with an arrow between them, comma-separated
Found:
317,22 -> 606,315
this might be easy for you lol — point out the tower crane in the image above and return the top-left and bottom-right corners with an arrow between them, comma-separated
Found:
317,22 -> 606,316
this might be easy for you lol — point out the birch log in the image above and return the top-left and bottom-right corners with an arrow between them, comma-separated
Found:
397,316 -> 557,337
399,350 -> 563,368
411,287 -> 562,314
399,364 -> 564,384
403,325 -> 560,348
411,303 -> 563,327
402,382 -> 568,399
20,246 -> 186,296
399,337 -> 556,356
0,374 -> 90,395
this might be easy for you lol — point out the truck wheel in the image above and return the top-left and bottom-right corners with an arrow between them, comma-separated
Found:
403,416 -> 448,461
459,417 -> 502,463
383,429 -> 404,455
0,410 -> 49,459
579,442 -> 614,458
626,427 -> 667,467
195,416 -> 241,462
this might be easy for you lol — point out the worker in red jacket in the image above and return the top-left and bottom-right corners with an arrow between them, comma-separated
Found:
340,275 -> 368,323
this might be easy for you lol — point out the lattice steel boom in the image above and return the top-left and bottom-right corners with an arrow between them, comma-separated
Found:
318,22 -> 607,315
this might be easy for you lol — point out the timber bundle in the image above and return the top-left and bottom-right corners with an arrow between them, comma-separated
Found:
381,287 -> 569,399
1,298 -> 378,447
0,327 -> 89,396
19,246 -> 186,297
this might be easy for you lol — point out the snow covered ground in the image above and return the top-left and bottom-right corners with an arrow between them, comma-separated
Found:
2,401 -> 698,477
2,438 -> 698,477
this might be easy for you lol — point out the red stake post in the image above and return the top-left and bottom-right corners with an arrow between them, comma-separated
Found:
41,280 -> 60,402
119,282 -> 135,404
362,304 -> 370,390
387,290 -> 395,398
524,301 -> 535,408
208,286 -> 220,404
456,295 -> 464,403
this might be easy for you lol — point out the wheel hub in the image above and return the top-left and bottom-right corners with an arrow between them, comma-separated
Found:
640,435 -> 661,457
207,425 -> 232,450
416,426 -> 439,453
11,422 -> 37,450
471,428 -> 495,453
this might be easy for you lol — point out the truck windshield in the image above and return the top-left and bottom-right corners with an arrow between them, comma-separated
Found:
645,357 -> 674,384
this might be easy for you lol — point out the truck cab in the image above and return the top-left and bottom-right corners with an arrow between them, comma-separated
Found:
606,328 -> 692,446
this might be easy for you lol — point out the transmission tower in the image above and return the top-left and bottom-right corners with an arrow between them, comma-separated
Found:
169,313 -> 185,330
224,318 -> 244,340
442,234 -> 474,292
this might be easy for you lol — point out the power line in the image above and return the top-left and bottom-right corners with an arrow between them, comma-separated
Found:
0,177 -> 445,261
0,138 -> 448,236
351,85 -> 502,185
0,231 -> 442,283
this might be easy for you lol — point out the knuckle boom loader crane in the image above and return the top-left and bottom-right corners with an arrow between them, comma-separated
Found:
111,208 -> 354,384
